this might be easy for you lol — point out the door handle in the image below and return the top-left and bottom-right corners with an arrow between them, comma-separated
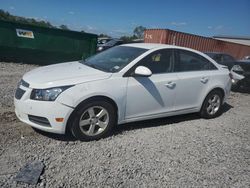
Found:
200,77 -> 209,83
165,82 -> 176,89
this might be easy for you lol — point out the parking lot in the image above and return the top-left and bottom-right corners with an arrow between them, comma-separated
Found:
0,62 -> 249,187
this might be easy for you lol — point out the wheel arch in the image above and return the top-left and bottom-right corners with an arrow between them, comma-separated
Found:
200,87 -> 225,110
65,95 -> 119,135
209,87 -> 225,98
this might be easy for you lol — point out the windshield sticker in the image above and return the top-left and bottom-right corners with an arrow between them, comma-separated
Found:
152,54 -> 161,62
113,66 -> 120,70
16,29 -> 34,39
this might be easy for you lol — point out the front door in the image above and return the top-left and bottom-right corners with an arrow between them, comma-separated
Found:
125,49 -> 178,119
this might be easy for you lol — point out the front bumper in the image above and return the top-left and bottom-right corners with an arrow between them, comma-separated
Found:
14,85 -> 74,134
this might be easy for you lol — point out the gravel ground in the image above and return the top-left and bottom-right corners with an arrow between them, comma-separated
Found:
0,62 -> 249,187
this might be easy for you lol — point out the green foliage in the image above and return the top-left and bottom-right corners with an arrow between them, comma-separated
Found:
119,26 -> 146,42
59,24 -> 70,30
0,9 -> 58,29
133,26 -> 146,39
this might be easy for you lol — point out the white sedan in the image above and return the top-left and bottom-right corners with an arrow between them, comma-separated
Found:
14,44 -> 232,141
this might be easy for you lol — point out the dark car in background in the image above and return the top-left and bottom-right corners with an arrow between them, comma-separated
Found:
205,52 -> 235,70
231,60 -> 250,89
97,39 -> 123,52
205,52 -> 250,90
242,56 -> 250,60
97,37 -> 113,45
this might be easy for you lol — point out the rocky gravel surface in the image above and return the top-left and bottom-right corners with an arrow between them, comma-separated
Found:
0,62 -> 250,187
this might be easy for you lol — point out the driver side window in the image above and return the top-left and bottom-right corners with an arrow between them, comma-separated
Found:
136,49 -> 173,74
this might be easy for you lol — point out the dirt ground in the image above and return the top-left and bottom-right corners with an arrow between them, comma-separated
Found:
0,62 -> 249,187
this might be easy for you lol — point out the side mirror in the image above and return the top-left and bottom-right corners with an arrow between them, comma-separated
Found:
134,66 -> 152,77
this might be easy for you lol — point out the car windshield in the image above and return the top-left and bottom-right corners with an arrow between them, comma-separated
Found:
81,46 -> 147,73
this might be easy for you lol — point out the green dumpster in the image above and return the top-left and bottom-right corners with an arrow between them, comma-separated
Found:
0,20 -> 97,65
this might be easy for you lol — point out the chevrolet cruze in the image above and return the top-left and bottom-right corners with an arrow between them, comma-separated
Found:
14,44 -> 232,141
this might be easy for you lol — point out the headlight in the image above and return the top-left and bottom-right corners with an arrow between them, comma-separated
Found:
98,46 -> 103,51
30,86 -> 73,101
232,65 -> 243,72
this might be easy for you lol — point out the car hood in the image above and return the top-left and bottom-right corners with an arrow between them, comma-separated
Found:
23,61 -> 112,88
236,60 -> 250,65
235,60 -> 250,72
235,60 -> 250,65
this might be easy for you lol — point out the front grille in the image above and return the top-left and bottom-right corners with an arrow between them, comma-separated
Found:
28,115 -> 51,127
15,88 -> 25,100
243,74 -> 250,80
241,64 -> 250,72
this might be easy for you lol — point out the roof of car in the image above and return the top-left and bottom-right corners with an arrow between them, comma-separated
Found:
122,43 -> 181,50
204,52 -> 226,55
204,52 -> 234,57
237,60 -> 250,63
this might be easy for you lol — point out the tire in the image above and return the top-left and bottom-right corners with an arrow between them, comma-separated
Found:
70,100 -> 116,141
200,90 -> 223,119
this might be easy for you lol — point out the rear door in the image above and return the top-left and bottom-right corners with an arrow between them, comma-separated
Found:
173,49 -> 218,111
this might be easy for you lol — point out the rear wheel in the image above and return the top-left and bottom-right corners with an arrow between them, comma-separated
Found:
70,100 -> 116,141
200,90 -> 223,119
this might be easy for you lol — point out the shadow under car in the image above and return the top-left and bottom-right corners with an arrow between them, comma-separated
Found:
32,103 -> 233,141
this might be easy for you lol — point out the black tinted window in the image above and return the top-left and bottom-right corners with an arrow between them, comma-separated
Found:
136,49 -> 173,74
175,50 -> 217,72
213,55 -> 223,63
223,55 -> 235,62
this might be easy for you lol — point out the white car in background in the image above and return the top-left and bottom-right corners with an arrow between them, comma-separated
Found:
14,44 -> 232,141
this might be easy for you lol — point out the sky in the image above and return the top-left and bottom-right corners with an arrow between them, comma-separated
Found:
0,0 -> 250,38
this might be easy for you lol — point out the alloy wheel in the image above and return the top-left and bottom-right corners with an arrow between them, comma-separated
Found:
206,94 -> 221,115
79,106 -> 109,136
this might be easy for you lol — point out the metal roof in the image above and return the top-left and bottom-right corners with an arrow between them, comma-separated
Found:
213,35 -> 250,40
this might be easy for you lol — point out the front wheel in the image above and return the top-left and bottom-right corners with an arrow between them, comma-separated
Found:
70,100 -> 116,141
200,90 -> 223,119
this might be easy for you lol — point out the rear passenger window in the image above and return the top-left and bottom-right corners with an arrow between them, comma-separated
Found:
214,55 -> 222,63
223,55 -> 235,62
175,50 -> 217,72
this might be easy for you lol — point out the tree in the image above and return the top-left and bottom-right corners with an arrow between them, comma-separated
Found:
99,33 -> 110,38
120,35 -> 137,43
59,24 -> 70,30
133,26 -> 146,39
0,9 -> 56,28
119,26 -> 146,42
